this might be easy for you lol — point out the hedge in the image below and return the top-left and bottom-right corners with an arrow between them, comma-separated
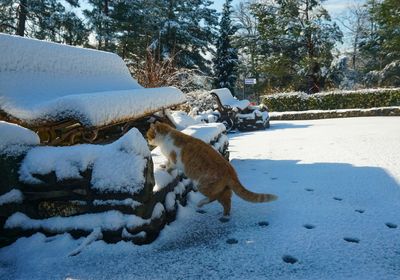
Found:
262,88 -> 400,112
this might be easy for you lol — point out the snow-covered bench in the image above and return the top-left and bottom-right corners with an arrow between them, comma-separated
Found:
0,34 -> 186,145
210,88 -> 270,131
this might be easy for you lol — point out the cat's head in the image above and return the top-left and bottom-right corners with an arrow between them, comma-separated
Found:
147,122 -> 172,146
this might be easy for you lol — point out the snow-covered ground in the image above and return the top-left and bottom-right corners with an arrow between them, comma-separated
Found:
1,117 -> 399,280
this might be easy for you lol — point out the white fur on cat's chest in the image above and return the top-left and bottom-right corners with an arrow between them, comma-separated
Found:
159,135 -> 184,170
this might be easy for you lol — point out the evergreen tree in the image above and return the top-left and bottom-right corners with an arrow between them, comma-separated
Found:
84,0 -> 115,51
150,0 -> 219,73
213,0 -> 239,93
0,0 -> 87,45
360,0 -> 400,86
252,0 -> 342,93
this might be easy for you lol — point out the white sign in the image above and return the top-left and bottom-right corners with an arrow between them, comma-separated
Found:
245,78 -> 256,85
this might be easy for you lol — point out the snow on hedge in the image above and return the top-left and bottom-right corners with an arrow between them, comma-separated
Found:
0,121 -> 40,155
0,34 -> 185,127
265,87 -> 400,100
269,106 -> 400,117
5,203 -> 165,232
19,128 -> 150,194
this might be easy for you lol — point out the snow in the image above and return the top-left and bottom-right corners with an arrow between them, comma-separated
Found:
68,228 -> 103,257
266,87 -> 400,100
0,34 -> 186,127
269,106 -> 400,117
237,110 -> 269,121
0,121 -> 40,155
166,110 -> 201,130
19,128 -> 150,194
0,189 -> 23,205
211,88 -> 250,110
5,203 -> 165,233
92,199 -> 141,209
165,192 -> 177,211
1,117 -> 399,279
181,123 -> 226,144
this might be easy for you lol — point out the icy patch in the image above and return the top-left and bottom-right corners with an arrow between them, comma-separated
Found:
19,128 -> 150,194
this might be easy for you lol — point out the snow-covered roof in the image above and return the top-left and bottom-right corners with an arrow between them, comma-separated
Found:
0,34 -> 186,127
19,128 -> 150,194
210,88 -> 250,110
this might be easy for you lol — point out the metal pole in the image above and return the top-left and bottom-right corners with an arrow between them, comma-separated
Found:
243,79 -> 245,100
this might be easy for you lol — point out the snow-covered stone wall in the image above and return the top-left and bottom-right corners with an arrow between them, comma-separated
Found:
0,123 -> 229,247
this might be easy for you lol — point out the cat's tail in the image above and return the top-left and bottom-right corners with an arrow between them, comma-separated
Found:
230,180 -> 278,203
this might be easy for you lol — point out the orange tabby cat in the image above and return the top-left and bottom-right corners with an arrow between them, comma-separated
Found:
147,122 -> 278,216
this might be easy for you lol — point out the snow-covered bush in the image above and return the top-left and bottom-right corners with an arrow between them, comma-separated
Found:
364,60 -> 400,87
327,56 -> 358,90
184,90 -> 217,112
263,88 -> 400,112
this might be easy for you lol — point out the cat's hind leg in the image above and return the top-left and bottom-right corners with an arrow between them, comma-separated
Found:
217,188 -> 232,216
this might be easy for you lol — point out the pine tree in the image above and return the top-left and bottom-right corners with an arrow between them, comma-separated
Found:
360,0 -> 400,86
0,0 -> 87,45
213,0 -> 239,93
150,0 -> 218,73
252,0 -> 342,93
84,0 -> 115,51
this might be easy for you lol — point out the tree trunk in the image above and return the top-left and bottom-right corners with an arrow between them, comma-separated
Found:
104,0 -> 109,49
16,0 -> 27,37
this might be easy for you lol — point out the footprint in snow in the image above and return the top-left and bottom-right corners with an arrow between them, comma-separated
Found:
258,221 -> 269,227
344,237 -> 360,243
385,222 -> 398,229
251,168 -> 256,171
355,209 -> 365,213
333,197 -> 343,201
219,217 -> 230,223
270,177 -> 278,180
305,188 -> 314,192
196,209 -> 206,214
303,224 -> 315,229
282,255 -> 298,264
263,172 -> 269,174
291,180 -> 298,184
226,238 -> 238,244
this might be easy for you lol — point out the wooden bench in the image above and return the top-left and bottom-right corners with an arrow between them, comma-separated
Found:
210,88 -> 270,131
0,34 -> 186,145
